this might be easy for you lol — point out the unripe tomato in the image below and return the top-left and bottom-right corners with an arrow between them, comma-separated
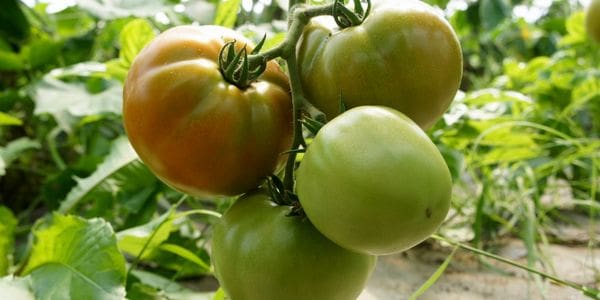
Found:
211,190 -> 376,300
587,0 -> 600,43
296,106 -> 452,255
123,26 -> 293,197
297,0 -> 462,130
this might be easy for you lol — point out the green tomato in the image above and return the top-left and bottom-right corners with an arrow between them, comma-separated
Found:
296,106 -> 452,255
587,0 -> 600,43
211,190 -> 376,300
297,0 -> 463,130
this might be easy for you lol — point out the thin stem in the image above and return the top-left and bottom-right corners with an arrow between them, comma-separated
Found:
125,196 -> 187,283
283,50 -> 306,192
246,3 -> 334,192
47,127 -> 66,170
288,0 -> 306,15
431,234 -> 599,299
248,4 -> 333,63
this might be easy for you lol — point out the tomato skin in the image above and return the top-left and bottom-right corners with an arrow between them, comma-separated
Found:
297,0 -> 462,130
123,26 -> 293,197
211,190 -> 377,300
587,0 -> 600,43
296,106 -> 452,256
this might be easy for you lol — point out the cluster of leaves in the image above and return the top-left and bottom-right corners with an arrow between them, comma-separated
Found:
432,0 -> 600,270
0,0 -> 598,298
0,0 -> 242,298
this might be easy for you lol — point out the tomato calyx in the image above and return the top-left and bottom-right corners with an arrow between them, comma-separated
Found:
301,114 -> 326,136
218,36 -> 268,89
266,175 -> 305,217
288,197 -> 306,217
332,0 -> 371,28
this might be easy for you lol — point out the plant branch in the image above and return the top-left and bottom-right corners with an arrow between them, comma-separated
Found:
245,3 -> 335,193
282,50 -> 306,192
249,4 -> 333,63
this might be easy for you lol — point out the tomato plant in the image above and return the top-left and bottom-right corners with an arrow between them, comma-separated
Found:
586,0 -> 600,42
211,189 -> 377,300
297,0 -> 463,129
123,25 -> 293,197
296,106 -> 452,255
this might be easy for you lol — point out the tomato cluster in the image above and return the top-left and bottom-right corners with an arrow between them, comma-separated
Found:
123,0 -> 461,298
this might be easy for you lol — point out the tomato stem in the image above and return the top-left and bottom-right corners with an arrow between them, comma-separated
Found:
246,2 -> 367,194
248,4 -> 333,64
277,4 -> 338,194
282,50 -> 305,193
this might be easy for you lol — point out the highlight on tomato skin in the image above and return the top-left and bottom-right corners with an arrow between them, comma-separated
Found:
122,25 -> 293,198
211,189 -> 377,300
296,106 -> 452,256
297,0 -> 463,130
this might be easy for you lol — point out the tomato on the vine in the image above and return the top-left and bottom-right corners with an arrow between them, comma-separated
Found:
587,0 -> 600,43
296,106 -> 452,255
297,0 -> 462,129
123,25 -> 293,197
211,189 -> 376,300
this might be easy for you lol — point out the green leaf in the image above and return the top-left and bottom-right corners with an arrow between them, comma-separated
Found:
0,276 -> 35,300
478,146 -> 541,165
0,137 -> 41,174
58,136 -> 143,213
75,0 -> 171,20
0,207 -> 17,276
437,144 -> 464,181
214,0 -> 242,28
43,61 -> 107,78
158,243 -> 211,271
129,269 -> 186,294
560,12 -> 586,46
565,76 -> 600,115
129,269 -> 216,299
408,246 -> 458,300
479,0 -> 510,30
105,59 -> 129,82
53,7 -> 96,38
126,282 -> 161,300
503,57 -> 550,86
119,19 -> 155,68
213,288 -> 226,300
22,214 -> 126,300
31,73 -> 122,131
0,50 -> 24,71
117,209 -> 175,259
0,0 -> 30,43
22,38 -> 63,69
0,112 -> 22,126
461,89 -> 533,120
263,32 -> 286,51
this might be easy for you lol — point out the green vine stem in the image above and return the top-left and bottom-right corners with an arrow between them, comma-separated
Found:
431,234 -> 600,299
282,50 -> 306,192
245,3 -> 335,193
224,1 -> 371,193
249,4 -> 333,62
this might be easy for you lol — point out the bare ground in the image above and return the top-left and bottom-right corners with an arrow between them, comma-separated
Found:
359,239 -> 599,300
